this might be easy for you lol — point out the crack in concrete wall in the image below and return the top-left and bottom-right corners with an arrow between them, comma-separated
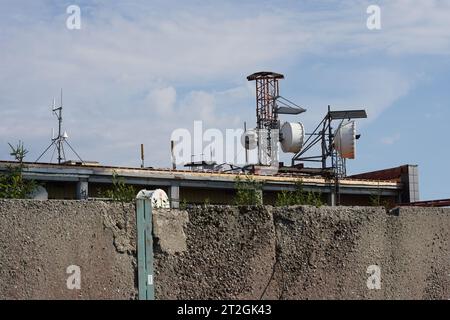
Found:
102,207 -> 135,255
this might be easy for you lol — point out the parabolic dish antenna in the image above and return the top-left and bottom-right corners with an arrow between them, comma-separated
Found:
280,122 -> 305,153
241,129 -> 258,150
334,121 -> 356,159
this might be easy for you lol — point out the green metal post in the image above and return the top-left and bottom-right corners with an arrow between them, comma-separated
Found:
136,192 -> 155,300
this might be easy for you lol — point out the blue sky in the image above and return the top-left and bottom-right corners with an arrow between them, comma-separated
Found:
0,0 -> 449,200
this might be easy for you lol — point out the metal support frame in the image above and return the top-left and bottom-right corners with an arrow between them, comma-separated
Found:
292,106 -> 367,205
294,106 -> 330,169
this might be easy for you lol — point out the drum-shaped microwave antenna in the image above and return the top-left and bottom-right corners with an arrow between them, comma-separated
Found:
334,121 -> 356,159
241,129 -> 258,150
280,122 -> 305,153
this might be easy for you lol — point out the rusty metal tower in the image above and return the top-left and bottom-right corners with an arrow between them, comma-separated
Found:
246,72 -> 306,169
247,71 -> 284,131
247,72 -> 284,166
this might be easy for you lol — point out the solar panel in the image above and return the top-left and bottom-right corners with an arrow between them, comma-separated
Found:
328,110 -> 367,120
276,106 -> 306,115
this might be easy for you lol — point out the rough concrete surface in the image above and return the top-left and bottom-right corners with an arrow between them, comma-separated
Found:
154,206 -> 276,300
153,209 -> 189,255
0,200 -> 449,300
0,200 -> 137,300
156,206 -> 449,300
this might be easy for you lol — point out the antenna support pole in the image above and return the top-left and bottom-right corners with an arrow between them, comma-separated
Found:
35,90 -> 83,164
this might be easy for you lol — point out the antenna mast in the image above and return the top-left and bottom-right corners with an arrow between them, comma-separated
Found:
35,90 -> 83,164
247,72 -> 284,166
56,89 -> 63,164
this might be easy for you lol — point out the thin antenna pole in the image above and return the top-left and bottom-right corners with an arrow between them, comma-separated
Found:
171,140 -> 176,170
61,143 -> 66,162
244,122 -> 248,165
141,144 -> 145,168
59,89 -> 63,163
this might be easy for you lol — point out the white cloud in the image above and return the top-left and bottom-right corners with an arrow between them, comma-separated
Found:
381,133 -> 401,145
145,86 -> 177,116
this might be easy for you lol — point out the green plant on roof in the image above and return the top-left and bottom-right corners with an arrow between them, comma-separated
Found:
234,175 -> 264,206
275,179 -> 323,207
100,171 -> 136,203
0,141 -> 37,199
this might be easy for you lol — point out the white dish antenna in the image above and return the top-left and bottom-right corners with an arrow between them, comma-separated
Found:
241,129 -> 258,150
334,121 -> 356,159
63,131 -> 69,139
280,122 -> 305,153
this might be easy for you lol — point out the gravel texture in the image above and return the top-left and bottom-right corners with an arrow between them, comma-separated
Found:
0,200 -> 137,300
156,205 -> 449,300
0,200 -> 448,300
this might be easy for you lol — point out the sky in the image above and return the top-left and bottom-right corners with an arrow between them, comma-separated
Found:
0,0 -> 449,200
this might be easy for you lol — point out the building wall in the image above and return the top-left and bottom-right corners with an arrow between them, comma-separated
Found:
38,180 -> 393,207
44,182 -> 77,200
0,161 -> 407,206
87,182 -> 169,199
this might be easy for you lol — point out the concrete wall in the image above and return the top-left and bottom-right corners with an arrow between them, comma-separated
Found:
0,200 -> 448,300
0,200 -> 137,300
155,206 -> 449,300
